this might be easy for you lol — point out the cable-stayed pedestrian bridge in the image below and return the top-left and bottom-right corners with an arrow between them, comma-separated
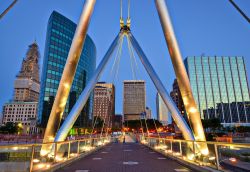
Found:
1,0 -> 250,172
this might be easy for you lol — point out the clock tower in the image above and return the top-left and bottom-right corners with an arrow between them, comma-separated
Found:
13,42 -> 40,102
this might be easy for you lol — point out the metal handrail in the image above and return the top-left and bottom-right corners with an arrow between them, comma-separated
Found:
0,136 -> 109,149
144,136 -> 250,148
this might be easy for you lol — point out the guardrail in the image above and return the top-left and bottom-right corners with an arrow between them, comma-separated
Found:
0,136 -> 112,172
141,137 -> 250,171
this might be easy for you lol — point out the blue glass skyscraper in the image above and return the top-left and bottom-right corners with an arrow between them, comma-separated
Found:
185,56 -> 250,126
38,11 -> 96,127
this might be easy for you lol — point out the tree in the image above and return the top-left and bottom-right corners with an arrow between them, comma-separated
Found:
0,122 -> 19,134
124,119 -> 163,132
201,118 -> 222,133
92,116 -> 104,132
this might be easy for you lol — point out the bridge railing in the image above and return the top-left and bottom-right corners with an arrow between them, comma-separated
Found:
0,136 -> 112,172
141,136 -> 250,171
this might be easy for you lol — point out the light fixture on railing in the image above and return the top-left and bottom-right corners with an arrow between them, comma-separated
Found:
229,157 -> 237,163
165,150 -> 172,153
33,159 -> 40,163
173,152 -> 181,156
208,157 -> 215,161
154,145 -> 167,150
187,153 -> 195,160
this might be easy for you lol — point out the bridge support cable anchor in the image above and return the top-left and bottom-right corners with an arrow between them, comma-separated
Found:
41,0 -> 96,156
54,34 -> 121,144
155,0 -> 208,155
127,33 -> 195,142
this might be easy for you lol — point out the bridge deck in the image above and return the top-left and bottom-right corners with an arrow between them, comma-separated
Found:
57,142 -> 193,172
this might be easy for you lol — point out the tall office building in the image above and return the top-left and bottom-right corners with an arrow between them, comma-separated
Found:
13,42 -> 40,102
38,11 -> 96,128
2,42 -> 40,134
156,93 -> 172,125
170,79 -> 185,116
93,82 -> 115,128
123,80 -> 146,121
185,56 -> 250,126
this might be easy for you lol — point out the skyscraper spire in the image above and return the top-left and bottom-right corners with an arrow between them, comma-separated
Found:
14,42 -> 40,102
17,41 -> 40,82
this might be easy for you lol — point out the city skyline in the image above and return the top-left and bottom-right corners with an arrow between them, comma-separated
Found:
0,0 -> 250,118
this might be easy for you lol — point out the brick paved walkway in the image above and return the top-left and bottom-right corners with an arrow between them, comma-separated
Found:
57,142 -> 193,172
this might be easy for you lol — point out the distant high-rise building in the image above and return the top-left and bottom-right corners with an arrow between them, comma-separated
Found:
93,82 -> 115,128
145,107 -> 152,119
13,42 -> 40,102
170,79 -> 185,116
185,56 -> 250,126
123,80 -> 146,121
156,93 -> 172,125
2,42 -> 40,134
38,11 -> 96,128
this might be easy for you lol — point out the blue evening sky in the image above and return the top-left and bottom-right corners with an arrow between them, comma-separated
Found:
0,0 -> 249,118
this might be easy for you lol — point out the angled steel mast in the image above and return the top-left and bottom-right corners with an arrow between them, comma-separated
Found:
41,0 -> 96,156
155,0 -> 208,154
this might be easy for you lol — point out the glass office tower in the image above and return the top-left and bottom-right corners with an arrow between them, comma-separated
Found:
38,11 -> 96,128
185,56 -> 250,126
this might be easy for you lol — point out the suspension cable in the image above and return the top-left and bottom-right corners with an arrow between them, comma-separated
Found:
127,36 -> 137,80
114,35 -> 124,81
90,36 -> 124,139
127,35 -> 150,138
153,118 -> 161,139
127,37 -> 139,72
144,114 -> 150,136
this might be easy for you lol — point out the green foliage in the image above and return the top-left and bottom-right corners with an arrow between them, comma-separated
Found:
201,118 -> 222,132
220,149 -> 250,162
0,122 -> 19,134
93,116 -> 104,128
124,119 -> 163,131
234,126 -> 250,133
223,126 -> 250,133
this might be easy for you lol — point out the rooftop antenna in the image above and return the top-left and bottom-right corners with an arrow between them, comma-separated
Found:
120,0 -> 124,28
127,0 -> 131,28
120,0 -> 130,32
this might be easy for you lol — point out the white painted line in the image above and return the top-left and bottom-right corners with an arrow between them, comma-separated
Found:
123,149 -> 132,151
92,157 -> 102,160
174,169 -> 189,172
75,170 -> 89,172
101,151 -> 108,154
123,161 -> 139,165
157,157 -> 166,160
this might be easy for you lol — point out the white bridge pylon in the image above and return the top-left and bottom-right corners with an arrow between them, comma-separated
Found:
41,0 -> 208,156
